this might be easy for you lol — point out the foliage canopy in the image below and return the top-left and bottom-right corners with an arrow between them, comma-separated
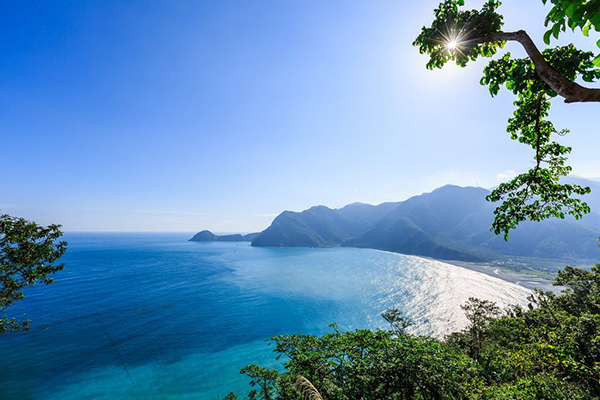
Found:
414,0 -> 600,239
0,213 -> 67,333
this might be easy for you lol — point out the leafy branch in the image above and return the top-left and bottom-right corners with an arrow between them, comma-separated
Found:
413,0 -> 598,239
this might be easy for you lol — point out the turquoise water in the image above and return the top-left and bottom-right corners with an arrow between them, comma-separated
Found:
0,233 -> 531,399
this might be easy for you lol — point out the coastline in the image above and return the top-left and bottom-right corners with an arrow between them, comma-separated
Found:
360,247 -> 559,293
253,243 -> 563,293
423,257 -> 559,293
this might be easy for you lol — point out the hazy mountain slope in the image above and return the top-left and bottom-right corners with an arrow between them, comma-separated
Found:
217,234 -> 246,242
337,202 -> 401,227
342,186 -> 495,261
377,185 -> 492,236
189,230 -> 218,242
343,215 -> 480,261
251,202 -> 400,247
253,178 -> 600,262
474,220 -> 600,259
189,231 -> 260,242
344,184 -> 600,261
565,176 -> 600,229
242,232 -> 261,242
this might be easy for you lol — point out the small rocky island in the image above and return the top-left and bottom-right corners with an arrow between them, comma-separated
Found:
189,230 -> 260,242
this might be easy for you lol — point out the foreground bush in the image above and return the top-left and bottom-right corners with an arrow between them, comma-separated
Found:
223,262 -> 600,399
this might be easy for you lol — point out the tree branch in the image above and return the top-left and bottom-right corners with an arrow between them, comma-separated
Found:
533,93 -> 544,177
470,30 -> 600,103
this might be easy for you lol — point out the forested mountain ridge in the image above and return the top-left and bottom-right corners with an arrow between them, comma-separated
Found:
250,202 -> 400,248
251,179 -> 600,262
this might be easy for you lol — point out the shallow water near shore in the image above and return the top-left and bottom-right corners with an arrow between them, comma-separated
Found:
0,233 -> 532,399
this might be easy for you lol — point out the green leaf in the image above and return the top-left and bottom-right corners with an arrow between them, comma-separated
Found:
552,23 -> 561,39
593,55 -> 600,68
564,3 -> 577,19
583,21 -> 591,37
544,30 -> 552,45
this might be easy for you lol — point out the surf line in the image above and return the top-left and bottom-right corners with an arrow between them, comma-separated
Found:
97,313 -> 136,387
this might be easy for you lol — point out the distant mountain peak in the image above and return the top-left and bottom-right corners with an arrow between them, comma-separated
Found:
342,202 -> 369,207
431,184 -> 488,193
307,205 -> 332,212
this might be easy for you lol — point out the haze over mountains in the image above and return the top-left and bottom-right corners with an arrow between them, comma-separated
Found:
248,178 -> 600,262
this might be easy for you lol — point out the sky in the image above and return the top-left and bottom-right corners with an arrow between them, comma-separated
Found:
1,1 -> 599,232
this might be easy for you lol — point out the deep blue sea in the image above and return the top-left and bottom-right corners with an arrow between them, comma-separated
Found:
0,233 -> 531,399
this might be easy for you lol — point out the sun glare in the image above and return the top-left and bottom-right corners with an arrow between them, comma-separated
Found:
447,40 -> 458,50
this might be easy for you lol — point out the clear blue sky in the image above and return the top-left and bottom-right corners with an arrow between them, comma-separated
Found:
2,1 -> 599,232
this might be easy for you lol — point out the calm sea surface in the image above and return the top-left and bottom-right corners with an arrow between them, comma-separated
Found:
0,233 -> 531,399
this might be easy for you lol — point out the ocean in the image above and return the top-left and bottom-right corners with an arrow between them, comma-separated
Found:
0,232 -> 531,399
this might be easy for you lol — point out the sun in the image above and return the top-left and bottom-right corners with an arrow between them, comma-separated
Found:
447,40 -> 458,50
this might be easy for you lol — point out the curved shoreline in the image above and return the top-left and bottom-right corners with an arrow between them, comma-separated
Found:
431,258 -> 558,293
362,247 -> 559,293
251,243 -> 562,293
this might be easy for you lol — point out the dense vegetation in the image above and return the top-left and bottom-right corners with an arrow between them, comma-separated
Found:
414,0 -> 600,239
0,214 -> 66,333
225,260 -> 600,399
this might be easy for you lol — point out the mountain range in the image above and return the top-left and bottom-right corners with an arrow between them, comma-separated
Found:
249,178 -> 600,263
